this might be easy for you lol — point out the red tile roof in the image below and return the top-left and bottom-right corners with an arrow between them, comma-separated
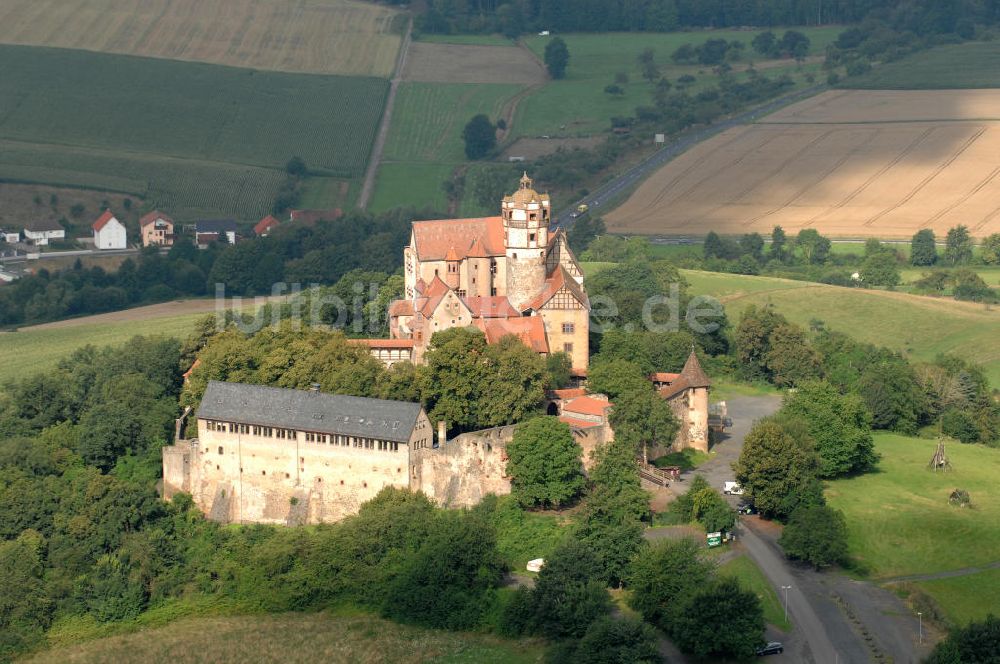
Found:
650,372 -> 681,383
562,395 -> 613,417
551,387 -> 587,400
526,265 -> 589,311
463,295 -> 519,319
254,215 -> 280,236
474,316 -> 549,354
389,299 -> 415,317
139,210 -> 173,228
411,217 -> 505,261
559,416 -> 602,429
92,209 -> 118,232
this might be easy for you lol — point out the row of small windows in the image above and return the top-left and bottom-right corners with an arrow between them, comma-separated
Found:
206,421 -> 401,452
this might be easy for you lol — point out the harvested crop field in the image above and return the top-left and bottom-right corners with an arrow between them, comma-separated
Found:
0,0 -> 403,76
402,43 -> 546,84
607,90 -> 1000,239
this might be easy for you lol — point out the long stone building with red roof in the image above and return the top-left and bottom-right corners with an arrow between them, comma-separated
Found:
385,174 -> 590,371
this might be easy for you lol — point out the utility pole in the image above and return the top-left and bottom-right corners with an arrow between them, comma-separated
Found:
781,585 -> 792,623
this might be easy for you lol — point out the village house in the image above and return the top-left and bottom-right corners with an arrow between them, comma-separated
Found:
254,214 -> 280,237
0,228 -> 19,243
363,174 -> 590,372
22,218 -> 65,246
92,210 -> 127,250
195,219 -> 238,247
140,211 -> 174,247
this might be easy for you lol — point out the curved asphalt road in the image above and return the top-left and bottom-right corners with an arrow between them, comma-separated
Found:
552,85 -> 825,231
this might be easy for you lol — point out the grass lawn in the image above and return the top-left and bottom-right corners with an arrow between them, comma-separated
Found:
717,554 -> 792,631
911,568 -> 1000,627
369,162 -> 455,214
682,270 -> 1000,389
580,261 -> 616,277
707,378 -> 780,401
25,611 -> 545,664
845,40 -> 1000,89
298,177 -> 359,211
652,448 -> 710,471
2,314 -> 207,385
517,28 -> 839,137
826,434 -> 1000,579
385,83 -> 523,163
492,499 -> 572,571
0,45 -> 387,220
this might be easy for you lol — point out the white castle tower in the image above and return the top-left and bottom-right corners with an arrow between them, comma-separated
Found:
502,173 -> 550,310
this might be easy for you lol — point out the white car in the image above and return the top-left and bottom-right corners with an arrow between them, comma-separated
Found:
724,481 -> 744,495
526,558 -> 545,572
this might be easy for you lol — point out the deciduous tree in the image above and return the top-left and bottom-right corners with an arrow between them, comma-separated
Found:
778,505 -> 849,568
544,37 -> 570,79
506,417 -> 584,508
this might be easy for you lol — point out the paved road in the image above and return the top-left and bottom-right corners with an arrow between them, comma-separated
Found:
358,18 -> 413,209
667,394 -> 929,663
551,85 -> 824,230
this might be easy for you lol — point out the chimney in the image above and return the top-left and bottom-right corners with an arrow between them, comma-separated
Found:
437,421 -> 447,446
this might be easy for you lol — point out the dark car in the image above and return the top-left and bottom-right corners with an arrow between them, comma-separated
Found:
757,641 -> 783,656
738,502 -> 757,515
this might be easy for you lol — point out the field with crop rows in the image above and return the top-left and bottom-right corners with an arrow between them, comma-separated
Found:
0,0 -> 403,76
385,83 -> 523,163
845,40 -> 1000,89
608,90 -> 1000,239
0,46 -> 387,219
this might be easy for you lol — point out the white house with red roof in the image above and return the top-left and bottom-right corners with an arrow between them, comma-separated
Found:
254,215 -> 280,237
92,210 -> 127,250
380,174 -> 590,371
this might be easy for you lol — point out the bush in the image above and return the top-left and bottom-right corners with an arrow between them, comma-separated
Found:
778,505 -> 849,569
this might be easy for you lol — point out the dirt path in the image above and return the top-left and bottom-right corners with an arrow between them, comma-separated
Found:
880,559 -> 1000,584
358,17 -> 413,210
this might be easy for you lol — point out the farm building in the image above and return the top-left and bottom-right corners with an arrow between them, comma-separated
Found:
254,215 -> 280,237
0,228 -> 19,243
92,210 -> 127,250
195,219 -> 238,247
140,211 -> 175,247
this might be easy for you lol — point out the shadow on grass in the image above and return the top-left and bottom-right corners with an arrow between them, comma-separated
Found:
651,448 -> 709,471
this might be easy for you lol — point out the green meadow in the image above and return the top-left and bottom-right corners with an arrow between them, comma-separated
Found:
827,434 -> 1000,625
682,270 -> 1000,388
845,40 -> 1000,89
717,554 -> 792,631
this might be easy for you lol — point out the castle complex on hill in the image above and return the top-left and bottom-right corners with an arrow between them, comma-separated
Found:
362,174 -> 590,373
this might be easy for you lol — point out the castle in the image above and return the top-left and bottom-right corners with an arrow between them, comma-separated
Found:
379,173 -> 590,373
163,381 -> 518,524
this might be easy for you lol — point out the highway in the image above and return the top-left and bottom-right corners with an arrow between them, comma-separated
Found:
552,85 -> 825,231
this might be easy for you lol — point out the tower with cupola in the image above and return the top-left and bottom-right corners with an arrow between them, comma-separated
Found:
502,173 -> 550,310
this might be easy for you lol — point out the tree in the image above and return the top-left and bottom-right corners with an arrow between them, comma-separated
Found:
857,359 -> 926,433
690,486 -> 736,533
568,616 -> 661,664
733,304 -> 786,381
944,225 -> 973,265
545,352 -> 573,389
629,537 -> 713,628
767,225 -> 787,262
285,156 -> 307,176
733,418 -> 824,520
0,531 -> 52,657
752,30 -> 777,56
506,417 -> 584,508
576,442 -> 649,585
544,37 -> 570,79
911,229 -> 937,266
782,381 -> 879,477
778,505 -> 849,569
670,578 -> 766,659
382,509 -> 504,630
603,84 -> 624,96
860,250 -> 901,288
926,614 -> 1000,664
983,233 -> 1000,265
531,538 -> 612,639
795,228 -> 831,264
462,114 -> 496,160
764,323 -> 822,387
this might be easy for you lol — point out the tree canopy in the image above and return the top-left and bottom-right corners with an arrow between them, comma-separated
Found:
506,417 -> 584,508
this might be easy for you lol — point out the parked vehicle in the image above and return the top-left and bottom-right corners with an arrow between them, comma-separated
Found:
724,481 -> 744,495
737,501 -> 757,515
757,641 -> 783,656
